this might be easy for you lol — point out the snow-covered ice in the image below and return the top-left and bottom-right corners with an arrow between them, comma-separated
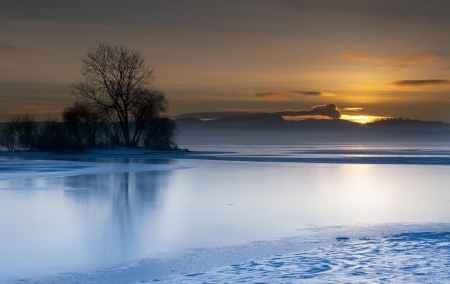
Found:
18,224 -> 450,283
157,230 -> 450,283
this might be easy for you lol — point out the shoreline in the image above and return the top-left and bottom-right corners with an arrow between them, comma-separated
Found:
2,148 -> 450,165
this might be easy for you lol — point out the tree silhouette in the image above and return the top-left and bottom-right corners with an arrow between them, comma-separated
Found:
70,43 -> 169,147
8,114 -> 37,151
63,101 -> 107,148
142,117 -> 177,150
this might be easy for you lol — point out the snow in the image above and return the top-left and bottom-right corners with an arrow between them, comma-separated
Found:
18,224 -> 450,284
158,230 -> 450,283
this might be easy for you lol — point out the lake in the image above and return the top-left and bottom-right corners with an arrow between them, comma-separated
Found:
1,144 -> 450,283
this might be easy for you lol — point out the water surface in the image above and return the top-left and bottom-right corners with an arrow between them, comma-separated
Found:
1,152 -> 450,282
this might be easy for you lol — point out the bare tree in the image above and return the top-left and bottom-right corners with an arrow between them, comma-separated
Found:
142,117 -> 177,150
36,119 -> 75,153
8,114 -> 37,151
70,43 -> 168,147
63,101 -> 107,148
0,124 -> 16,151
130,88 -> 168,144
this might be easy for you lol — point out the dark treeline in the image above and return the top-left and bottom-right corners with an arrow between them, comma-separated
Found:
0,112 -> 177,152
369,117 -> 445,124
0,43 -> 178,153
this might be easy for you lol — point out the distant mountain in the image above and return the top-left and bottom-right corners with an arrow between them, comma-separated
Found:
367,118 -> 450,134
175,115 -> 450,145
176,115 -> 358,130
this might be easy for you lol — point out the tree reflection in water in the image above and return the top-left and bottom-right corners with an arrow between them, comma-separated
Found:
63,170 -> 172,265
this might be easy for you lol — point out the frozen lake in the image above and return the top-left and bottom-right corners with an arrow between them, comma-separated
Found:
1,145 -> 450,283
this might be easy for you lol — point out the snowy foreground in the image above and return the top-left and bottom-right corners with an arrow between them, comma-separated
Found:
158,229 -> 450,283
1,146 -> 450,283
17,224 -> 450,283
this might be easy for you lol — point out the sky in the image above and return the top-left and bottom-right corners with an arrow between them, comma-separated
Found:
1,0 -> 450,123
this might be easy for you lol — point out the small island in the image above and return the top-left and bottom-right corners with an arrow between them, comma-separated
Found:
0,43 -> 178,153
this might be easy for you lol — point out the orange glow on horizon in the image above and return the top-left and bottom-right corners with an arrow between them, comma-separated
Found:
340,114 -> 391,124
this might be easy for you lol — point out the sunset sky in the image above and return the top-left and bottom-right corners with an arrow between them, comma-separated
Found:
1,0 -> 450,123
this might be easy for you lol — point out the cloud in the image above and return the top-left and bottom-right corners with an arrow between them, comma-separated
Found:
391,79 -> 450,87
0,44 -> 41,55
343,52 -> 380,63
274,103 -> 341,119
389,53 -> 438,65
255,90 -> 336,99
176,104 -> 342,120
344,52 -> 439,67
342,107 -> 364,111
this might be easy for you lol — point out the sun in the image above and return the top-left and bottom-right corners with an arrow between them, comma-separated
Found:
340,114 -> 390,124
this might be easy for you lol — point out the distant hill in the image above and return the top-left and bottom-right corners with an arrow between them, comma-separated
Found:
175,115 -> 450,145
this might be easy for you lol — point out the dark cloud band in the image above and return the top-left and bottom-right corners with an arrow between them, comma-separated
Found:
255,91 -> 335,98
392,79 -> 450,87
177,103 -> 341,120
274,104 -> 341,119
